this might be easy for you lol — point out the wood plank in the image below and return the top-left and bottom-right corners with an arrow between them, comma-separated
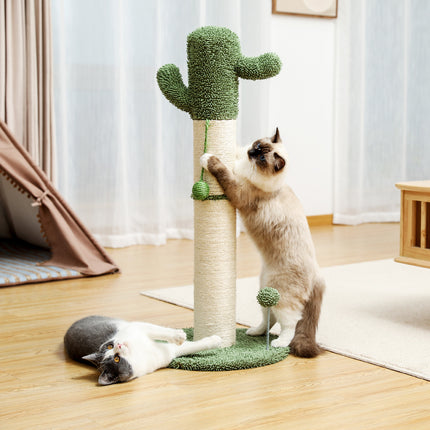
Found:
399,190 -> 405,256
421,201 -> 427,249
397,191 -> 430,266
395,256 -> 430,269
395,180 -> 430,193
402,246 -> 430,264
403,191 -> 430,204
427,202 -> 430,249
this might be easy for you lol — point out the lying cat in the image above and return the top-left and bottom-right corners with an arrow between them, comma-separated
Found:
200,128 -> 325,357
64,315 -> 222,385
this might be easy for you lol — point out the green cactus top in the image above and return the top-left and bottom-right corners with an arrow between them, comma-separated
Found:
157,26 -> 282,120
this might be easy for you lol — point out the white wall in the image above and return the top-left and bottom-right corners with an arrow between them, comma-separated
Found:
269,14 -> 336,216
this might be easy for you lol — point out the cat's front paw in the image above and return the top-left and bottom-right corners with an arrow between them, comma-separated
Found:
209,335 -> 223,348
200,153 -> 214,170
172,330 -> 187,345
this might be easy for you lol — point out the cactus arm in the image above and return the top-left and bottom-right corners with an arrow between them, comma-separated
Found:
236,53 -> 282,81
156,64 -> 190,113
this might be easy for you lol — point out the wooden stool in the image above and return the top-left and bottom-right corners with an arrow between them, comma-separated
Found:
395,180 -> 430,268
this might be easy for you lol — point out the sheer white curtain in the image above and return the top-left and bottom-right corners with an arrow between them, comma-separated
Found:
334,0 -> 430,224
52,0 -> 272,246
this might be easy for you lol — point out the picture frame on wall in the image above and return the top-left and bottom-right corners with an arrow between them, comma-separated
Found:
272,0 -> 338,19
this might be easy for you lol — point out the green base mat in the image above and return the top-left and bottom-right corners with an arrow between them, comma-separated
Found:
169,328 -> 289,371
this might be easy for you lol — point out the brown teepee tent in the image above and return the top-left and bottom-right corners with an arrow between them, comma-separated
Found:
0,121 -> 119,286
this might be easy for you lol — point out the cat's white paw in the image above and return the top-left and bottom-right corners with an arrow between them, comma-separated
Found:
271,337 -> 289,348
246,326 -> 266,337
173,330 -> 187,345
200,153 -> 213,169
209,335 -> 223,348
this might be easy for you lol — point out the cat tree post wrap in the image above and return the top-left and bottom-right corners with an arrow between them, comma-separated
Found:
157,26 -> 281,347
193,120 -> 237,345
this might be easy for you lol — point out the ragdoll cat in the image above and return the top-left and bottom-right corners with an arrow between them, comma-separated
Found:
64,315 -> 222,385
200,128 -> 325,357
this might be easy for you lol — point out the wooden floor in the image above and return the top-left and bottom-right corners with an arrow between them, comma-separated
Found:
2,223 -> 430,429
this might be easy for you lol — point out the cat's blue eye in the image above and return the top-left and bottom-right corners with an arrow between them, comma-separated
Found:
259,155 -> 265,162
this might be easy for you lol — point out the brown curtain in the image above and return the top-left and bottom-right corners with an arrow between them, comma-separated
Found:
0,0 -> 55,181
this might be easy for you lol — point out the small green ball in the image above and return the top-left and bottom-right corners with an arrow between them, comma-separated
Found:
257,287 -> 280,307
192,180 -> 210,200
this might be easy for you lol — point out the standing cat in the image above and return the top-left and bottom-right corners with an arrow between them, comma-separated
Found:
64,316 -> 222,385
200,128 -> 325,357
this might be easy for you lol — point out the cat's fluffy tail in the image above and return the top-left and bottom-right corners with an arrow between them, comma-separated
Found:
289,276 -> 325,358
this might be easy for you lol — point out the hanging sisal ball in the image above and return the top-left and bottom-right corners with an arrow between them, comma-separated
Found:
257,287 -> 281,350
257,287 -> 280,308
192,180 -> 210,200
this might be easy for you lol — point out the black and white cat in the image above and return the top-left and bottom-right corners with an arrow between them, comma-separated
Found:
64,316 -> 222,385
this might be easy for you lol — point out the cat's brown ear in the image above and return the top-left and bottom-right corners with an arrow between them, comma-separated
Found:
274,153 -> 286,172
271,127 -> 281,143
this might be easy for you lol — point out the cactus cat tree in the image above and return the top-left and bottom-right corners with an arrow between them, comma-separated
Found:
157,26 -> 281,347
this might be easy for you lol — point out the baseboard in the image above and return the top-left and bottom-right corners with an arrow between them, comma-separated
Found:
307,214 -> 333,226
394,256 -> 430,269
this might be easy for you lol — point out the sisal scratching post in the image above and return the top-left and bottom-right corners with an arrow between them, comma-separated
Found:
193,120 -> 237,345
157,26 -> 281,348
